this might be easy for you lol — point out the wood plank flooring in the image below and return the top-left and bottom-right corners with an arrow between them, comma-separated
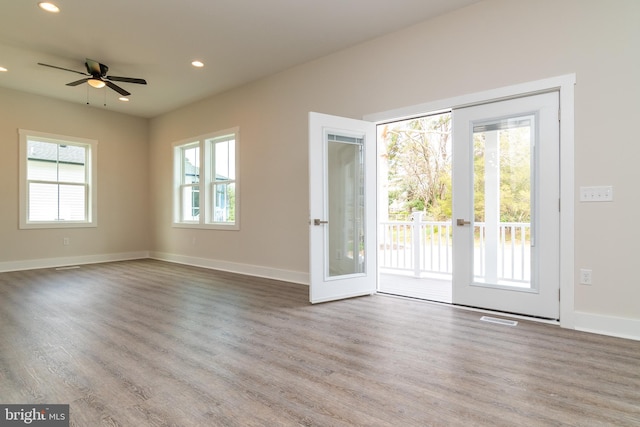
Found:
0,259 -> 639,426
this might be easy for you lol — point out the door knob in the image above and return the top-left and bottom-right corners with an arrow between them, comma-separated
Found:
313,219 -> 329,226
456,218 -> 471,226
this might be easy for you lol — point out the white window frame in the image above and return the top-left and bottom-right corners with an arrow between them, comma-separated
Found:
172,127 -> 240,230
19,129 -> 98,229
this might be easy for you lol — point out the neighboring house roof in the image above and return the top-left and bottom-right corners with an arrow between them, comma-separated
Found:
27,140 -> 85,165
184,160 -> 199,177
182,160 -> 229,181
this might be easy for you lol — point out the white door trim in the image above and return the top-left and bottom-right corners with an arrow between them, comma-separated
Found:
364,74 -> 575,329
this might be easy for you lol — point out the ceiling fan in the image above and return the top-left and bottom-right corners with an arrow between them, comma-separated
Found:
37,58 -> 147,96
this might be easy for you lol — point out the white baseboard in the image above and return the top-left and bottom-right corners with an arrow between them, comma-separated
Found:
0,251 -> 150,273
573,311 -> 640,341
149,251 -> 309,285
0,250 -> 310,285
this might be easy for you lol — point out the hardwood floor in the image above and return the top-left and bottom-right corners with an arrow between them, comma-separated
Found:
1,259 -> 638,426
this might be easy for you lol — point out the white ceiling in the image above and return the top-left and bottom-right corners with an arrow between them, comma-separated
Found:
0,0 -> 480,118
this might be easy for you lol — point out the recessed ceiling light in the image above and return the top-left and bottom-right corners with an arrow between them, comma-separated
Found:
119,97 -> 129,102
38,2 -> 60,13
191,60 -> 204,68
0,67 -> 7,72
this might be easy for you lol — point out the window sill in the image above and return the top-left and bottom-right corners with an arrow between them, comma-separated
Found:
172,222 -> 239,231
19,221 -> 97,230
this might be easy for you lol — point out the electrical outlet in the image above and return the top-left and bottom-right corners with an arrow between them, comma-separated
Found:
579,268 -> 592,285
63,237 -> 70,246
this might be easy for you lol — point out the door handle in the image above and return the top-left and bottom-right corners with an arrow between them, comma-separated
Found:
456,218 -> 471,226
313,219 -> 329,226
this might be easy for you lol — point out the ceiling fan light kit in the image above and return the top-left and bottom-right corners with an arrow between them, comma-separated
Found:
88,78 -> 106,89
38,58 -> 147,97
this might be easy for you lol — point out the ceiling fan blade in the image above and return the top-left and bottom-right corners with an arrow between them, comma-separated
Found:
38,62 -> 88,76
107,76 -> 147,85
105,81 -> 131,97
66,78 -> 90,86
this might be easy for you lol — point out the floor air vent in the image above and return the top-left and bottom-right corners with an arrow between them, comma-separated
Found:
55,266 -> 81,271
480,316 -> 518,326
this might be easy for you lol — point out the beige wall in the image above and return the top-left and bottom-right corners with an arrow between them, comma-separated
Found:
150,0 -> 640,323
0,87 -> 150,264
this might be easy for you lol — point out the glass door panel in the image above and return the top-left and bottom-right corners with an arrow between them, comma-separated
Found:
472,116 -> 533,289
327,135 -> 365,277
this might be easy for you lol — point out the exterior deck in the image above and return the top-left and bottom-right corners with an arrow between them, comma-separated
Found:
379,214 -> 531,302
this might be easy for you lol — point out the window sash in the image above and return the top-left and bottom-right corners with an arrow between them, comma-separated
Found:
27,181 -> 88,222
180,183 -> 200,222
211,181 -> 235,223
212,138 -> 235,181
181,144 -> 200,185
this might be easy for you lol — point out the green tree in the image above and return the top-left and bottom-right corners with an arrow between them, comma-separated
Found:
383,115 -> 531,224
473,126 -> 531,223
382,113 -> 452,221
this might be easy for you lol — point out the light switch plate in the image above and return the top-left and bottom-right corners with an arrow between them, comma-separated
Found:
579,186 -> 613,202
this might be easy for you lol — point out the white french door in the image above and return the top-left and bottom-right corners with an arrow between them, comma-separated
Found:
309,112 -> 377,303
452,92 -> 560,319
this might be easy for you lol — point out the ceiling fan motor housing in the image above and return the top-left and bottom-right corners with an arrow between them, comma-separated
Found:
85,59 -> 108,77
99,63 -> 108,77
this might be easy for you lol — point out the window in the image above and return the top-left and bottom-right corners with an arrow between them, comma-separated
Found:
173,128 -> 239,229
179,142 -> 201,222
19,129 -> 97,229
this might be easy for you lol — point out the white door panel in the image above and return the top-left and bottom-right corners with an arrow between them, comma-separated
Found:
309,112 -> 377,303
452,92 -> 560,319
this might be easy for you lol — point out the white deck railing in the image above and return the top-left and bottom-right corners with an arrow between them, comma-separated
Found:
379,214 -> 531,282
